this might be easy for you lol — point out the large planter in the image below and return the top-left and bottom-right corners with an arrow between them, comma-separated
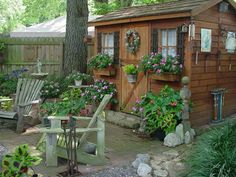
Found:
150,72 -> 181,82
93,67 -> 116,76
126,74 -> 137,83
74,79 -> 82,86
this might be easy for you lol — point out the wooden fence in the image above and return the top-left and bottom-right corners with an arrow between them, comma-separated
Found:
0,37 -> 94,75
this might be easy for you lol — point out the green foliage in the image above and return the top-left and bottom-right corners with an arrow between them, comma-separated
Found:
66,71 -> 91,82
186,122 -> 236,177
83,79 -> 117,104
133,85 -> 184,134
1,144 -> 42,177
0,96 -> 13,111
21,0 -> 66,26
0,0 -> 24,33
123,64 -> 138,75
41,75 -> 71,99
41,88 -> 86,116
0,42 -> 6,53
88,54 -> 113,69
139,53 -> 183,74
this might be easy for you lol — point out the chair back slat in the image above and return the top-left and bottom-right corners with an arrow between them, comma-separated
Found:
78,94 -> 112,148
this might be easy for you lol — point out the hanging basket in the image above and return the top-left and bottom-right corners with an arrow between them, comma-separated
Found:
93,67 -> 116,76
150,72 -> 181,82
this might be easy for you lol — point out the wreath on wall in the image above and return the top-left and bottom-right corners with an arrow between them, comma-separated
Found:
125,29 -> 140,54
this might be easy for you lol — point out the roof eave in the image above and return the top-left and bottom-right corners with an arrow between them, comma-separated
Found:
89,11 -> 191,27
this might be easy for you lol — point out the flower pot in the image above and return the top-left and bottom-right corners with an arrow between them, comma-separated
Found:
74,79 -> 82,86
93,67 -> 116,76
150,72 -> 180,82
126,74 -> 137,83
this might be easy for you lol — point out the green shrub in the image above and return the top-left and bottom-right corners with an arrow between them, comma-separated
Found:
88,54 -> 113,69
123,64 -> 138,75
0,96 -> 13,111
41,75 -> 71,99
186,122 -> 236,177
133,85 -> 184,134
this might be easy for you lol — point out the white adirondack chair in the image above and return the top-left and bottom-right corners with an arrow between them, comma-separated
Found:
0,78 -> 44,132
39,94 -> 112,166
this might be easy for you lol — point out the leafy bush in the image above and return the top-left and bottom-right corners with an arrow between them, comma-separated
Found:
82,79 -> 117,104
186,122 -> 236,177
41,89 -> 85,116
132,85 -> 184,134
1,144 -> 42,177
41,75 -> 71,99
0,68 -> 28,96
139,53 -> 183,74
88,54 -> 113,69
123,64 -> 138,75
0,96 -> 13,111
66,71 -> 91,82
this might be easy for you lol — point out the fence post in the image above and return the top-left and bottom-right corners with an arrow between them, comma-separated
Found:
180,76 -> 191,133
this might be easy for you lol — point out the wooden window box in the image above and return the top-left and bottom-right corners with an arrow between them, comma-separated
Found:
149,72 -> 181,82
93,68 -> 116,76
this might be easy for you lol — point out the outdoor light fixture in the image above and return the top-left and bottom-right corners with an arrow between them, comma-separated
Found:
188,22 -> 195,41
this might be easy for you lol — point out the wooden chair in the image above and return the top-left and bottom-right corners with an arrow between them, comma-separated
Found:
0,78 -> 44,132
39,94 -> 112,166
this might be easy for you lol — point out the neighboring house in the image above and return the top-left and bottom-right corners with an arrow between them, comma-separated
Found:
10,15 -> 99,37
89,0 -> 236,127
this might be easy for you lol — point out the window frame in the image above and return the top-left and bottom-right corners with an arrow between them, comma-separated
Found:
159,28 -> 177,57
101,32 -> 115,58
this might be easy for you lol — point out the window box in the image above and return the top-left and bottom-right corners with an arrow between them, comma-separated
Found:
149,72 -> 180,82
93,67 -> 116,76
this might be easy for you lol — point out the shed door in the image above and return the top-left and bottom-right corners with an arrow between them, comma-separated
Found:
120,24 -> 149,112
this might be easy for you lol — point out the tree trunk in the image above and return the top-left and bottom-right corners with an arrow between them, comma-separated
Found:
64,0 -> 88,75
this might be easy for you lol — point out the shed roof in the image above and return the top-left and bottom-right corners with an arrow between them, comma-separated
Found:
90,0 -> 236,26
11,15 -> 100,38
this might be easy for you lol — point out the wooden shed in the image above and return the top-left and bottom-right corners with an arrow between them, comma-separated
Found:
89,0 -> 236,127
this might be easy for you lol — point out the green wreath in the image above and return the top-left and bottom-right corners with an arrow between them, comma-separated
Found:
125,29 -> 140,54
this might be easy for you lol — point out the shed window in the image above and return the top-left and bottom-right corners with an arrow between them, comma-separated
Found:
101,33 -> 114,57
160,29 -> 177,58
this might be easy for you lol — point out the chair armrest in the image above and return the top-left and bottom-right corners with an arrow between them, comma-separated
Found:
18,100 -> 40,107
0,99 -> 13,103
72,116 -> 92,120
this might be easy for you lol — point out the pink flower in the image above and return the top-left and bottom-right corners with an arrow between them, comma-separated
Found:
156,69 -> 161,74
132,107 -> 137,112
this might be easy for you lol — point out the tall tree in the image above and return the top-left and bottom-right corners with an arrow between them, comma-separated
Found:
21,0 -> 66,26
64,0 -> 88,75
0,0 -> 24,33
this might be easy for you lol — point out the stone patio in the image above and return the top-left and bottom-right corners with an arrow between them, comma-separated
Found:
0,122 -> 190,176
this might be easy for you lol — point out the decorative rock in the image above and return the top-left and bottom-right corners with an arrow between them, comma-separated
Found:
164,133 -> 182,147
175,123 -> 184,143
132,154 -> 150,168
137,163 -> 152,177
153,167 -> 169,177
0,144 -> 8,171
190,128 -> 196,139
163,149 -> 179,158
184,131 -> 192,144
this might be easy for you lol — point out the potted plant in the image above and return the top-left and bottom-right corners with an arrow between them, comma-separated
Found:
132,86 -> 184,141
88,54 -> 115,76
123,64 -> 138,83
1,144 -> 42,176
0,42 -> 6,64
139,53 -> 183,81
67,71 -> 91,86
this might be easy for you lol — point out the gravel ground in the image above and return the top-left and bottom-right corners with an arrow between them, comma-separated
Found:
82,166 -> 138,177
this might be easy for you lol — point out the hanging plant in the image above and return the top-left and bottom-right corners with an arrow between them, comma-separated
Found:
125,29 -> 140,54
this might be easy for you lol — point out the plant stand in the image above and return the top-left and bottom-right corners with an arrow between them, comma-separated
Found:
93,68 -> 116,76
149,72 -> 180,82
